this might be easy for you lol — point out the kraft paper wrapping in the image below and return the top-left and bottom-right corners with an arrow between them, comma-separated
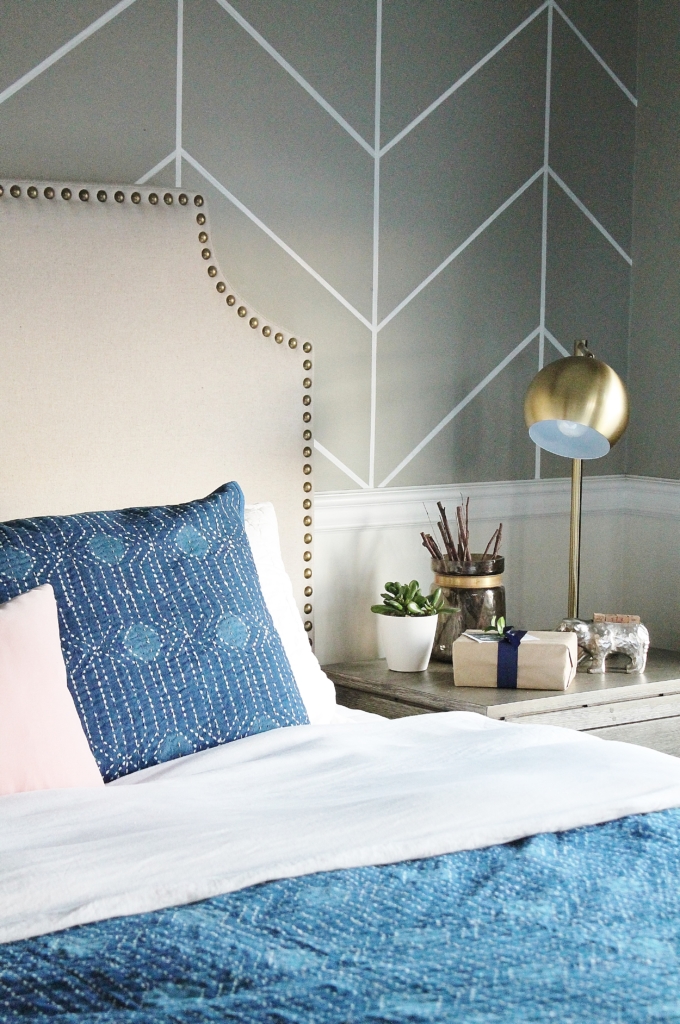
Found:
452,631 -> 578,690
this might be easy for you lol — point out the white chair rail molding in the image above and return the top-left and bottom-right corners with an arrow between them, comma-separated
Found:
313,475 -> 680,665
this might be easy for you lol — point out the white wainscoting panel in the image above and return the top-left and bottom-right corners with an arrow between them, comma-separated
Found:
314,475 -> 679,664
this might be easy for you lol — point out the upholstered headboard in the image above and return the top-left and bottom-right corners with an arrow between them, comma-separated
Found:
0,181 -> 313,623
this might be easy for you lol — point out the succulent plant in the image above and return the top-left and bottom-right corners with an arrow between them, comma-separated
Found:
371,580 -> 450,617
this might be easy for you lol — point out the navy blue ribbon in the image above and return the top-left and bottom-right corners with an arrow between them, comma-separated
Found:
496,629 -> 527,689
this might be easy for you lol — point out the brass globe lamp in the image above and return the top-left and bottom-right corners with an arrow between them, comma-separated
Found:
524,340 -> 629,618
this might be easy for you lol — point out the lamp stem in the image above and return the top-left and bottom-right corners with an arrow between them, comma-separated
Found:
568,457 -> 583,619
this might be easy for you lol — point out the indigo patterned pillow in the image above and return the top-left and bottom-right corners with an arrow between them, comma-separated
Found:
0,483 -> 309,781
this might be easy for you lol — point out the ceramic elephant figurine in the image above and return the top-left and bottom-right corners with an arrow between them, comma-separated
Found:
557,618 -> 650,674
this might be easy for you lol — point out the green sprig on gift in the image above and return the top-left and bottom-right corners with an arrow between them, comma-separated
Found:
371,580 -> 453,617
484,615 -> 507,636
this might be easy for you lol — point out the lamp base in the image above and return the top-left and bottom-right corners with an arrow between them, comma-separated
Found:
567,458 -> 582,619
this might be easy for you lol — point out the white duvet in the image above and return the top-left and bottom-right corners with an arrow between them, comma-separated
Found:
3,711 -> 680,944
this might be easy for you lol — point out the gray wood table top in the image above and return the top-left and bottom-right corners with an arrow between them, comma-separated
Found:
323,649 -> 680,719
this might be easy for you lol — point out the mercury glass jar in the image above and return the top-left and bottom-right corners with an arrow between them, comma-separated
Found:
430,555 -> 506,663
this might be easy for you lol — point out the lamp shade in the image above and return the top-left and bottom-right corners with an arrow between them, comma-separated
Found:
524,352 -> 629,459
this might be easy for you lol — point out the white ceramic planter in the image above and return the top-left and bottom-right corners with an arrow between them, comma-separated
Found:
378,614 -> 438,672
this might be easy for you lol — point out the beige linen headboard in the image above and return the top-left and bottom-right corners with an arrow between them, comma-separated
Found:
0,181 -> 313,626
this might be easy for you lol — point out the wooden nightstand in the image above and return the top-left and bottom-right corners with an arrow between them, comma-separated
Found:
324,649 -> 680,758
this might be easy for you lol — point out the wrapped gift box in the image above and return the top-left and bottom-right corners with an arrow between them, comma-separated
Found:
452,630 -> 578,690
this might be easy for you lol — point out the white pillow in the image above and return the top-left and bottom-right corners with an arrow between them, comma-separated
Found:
245,503 -> 337,724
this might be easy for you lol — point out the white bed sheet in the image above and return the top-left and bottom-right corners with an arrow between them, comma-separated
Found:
3,712 -> 680,944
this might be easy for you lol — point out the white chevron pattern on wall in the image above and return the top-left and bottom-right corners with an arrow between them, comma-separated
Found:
0,0 -> 636,491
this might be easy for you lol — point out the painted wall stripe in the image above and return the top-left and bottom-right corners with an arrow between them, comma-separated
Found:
369,0 -> 383,489
549,168 -> 632,265
380,1 -> 549,157
314,441 -> 369,490
545,327 -> 569,357
175,0 -> 184,187
378,327 -> 541,487
539,2 -> 553,367
212,0 -> 374,156
0,0 -> 139,108
553,2 -> 638,107
378,168 -> 543,333
536,2 -> 554,481
136,151 -> 176,184
182,150 -> 373,330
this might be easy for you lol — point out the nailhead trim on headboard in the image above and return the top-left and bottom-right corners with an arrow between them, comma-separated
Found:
0,180 -> 315,644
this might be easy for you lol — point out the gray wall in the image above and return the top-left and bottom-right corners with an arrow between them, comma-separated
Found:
627,0 -> 680,481
0,0 -> 637,490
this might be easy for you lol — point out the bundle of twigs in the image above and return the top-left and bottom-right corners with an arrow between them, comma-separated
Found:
420,497 -> 502,566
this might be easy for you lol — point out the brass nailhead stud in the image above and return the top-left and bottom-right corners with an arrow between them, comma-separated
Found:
10,185 -> 21,197
303,341 -> 312,353
274,332 -> 284,344
196,213 -> 206,224
303,395 -> 311,406
44,187 -> 55,199
149,193 -> 159,205
304,603 -> 312,614
201,248 -> 211,259
27,186 -> 38,198
304,567 -> 312,579
304,515 -> 312,526
303,481 -> 312,492
79,189 -> 89,201
226,294 -> 236,306
216,282 -> 226,293
131,192 -> 141,204
288,337 -> 298,349
303,360 -> 312,370
303,464 -> 312,475
304,585 -> 313,597
303,447 -> 312,458
304,533 -> 312,545
208,266 -> 217,277
304,621 -> 313,632
262,326 -> 271,337
303,378 -> 312,389
303,551 -> 312,562
194,195 -> 204,206
303,429 -> 312,440
114,191 -> 125,203
164,192 -> 173,205
179,193 -> 188,205
237,306 -> 247,317
97,190 -> 107,202
61,187 -> 72,200
198,231 -> 208,243
303,411 -> 311,423
303,498 -> 312,510
249,317 -> 259,329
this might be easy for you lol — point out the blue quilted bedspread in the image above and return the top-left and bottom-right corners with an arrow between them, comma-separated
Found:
2,809 -> 680,1023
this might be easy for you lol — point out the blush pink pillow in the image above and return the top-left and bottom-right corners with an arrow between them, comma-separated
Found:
0,584 -> 103,796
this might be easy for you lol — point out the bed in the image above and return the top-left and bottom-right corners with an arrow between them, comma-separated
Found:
1,180 -> 680,1024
